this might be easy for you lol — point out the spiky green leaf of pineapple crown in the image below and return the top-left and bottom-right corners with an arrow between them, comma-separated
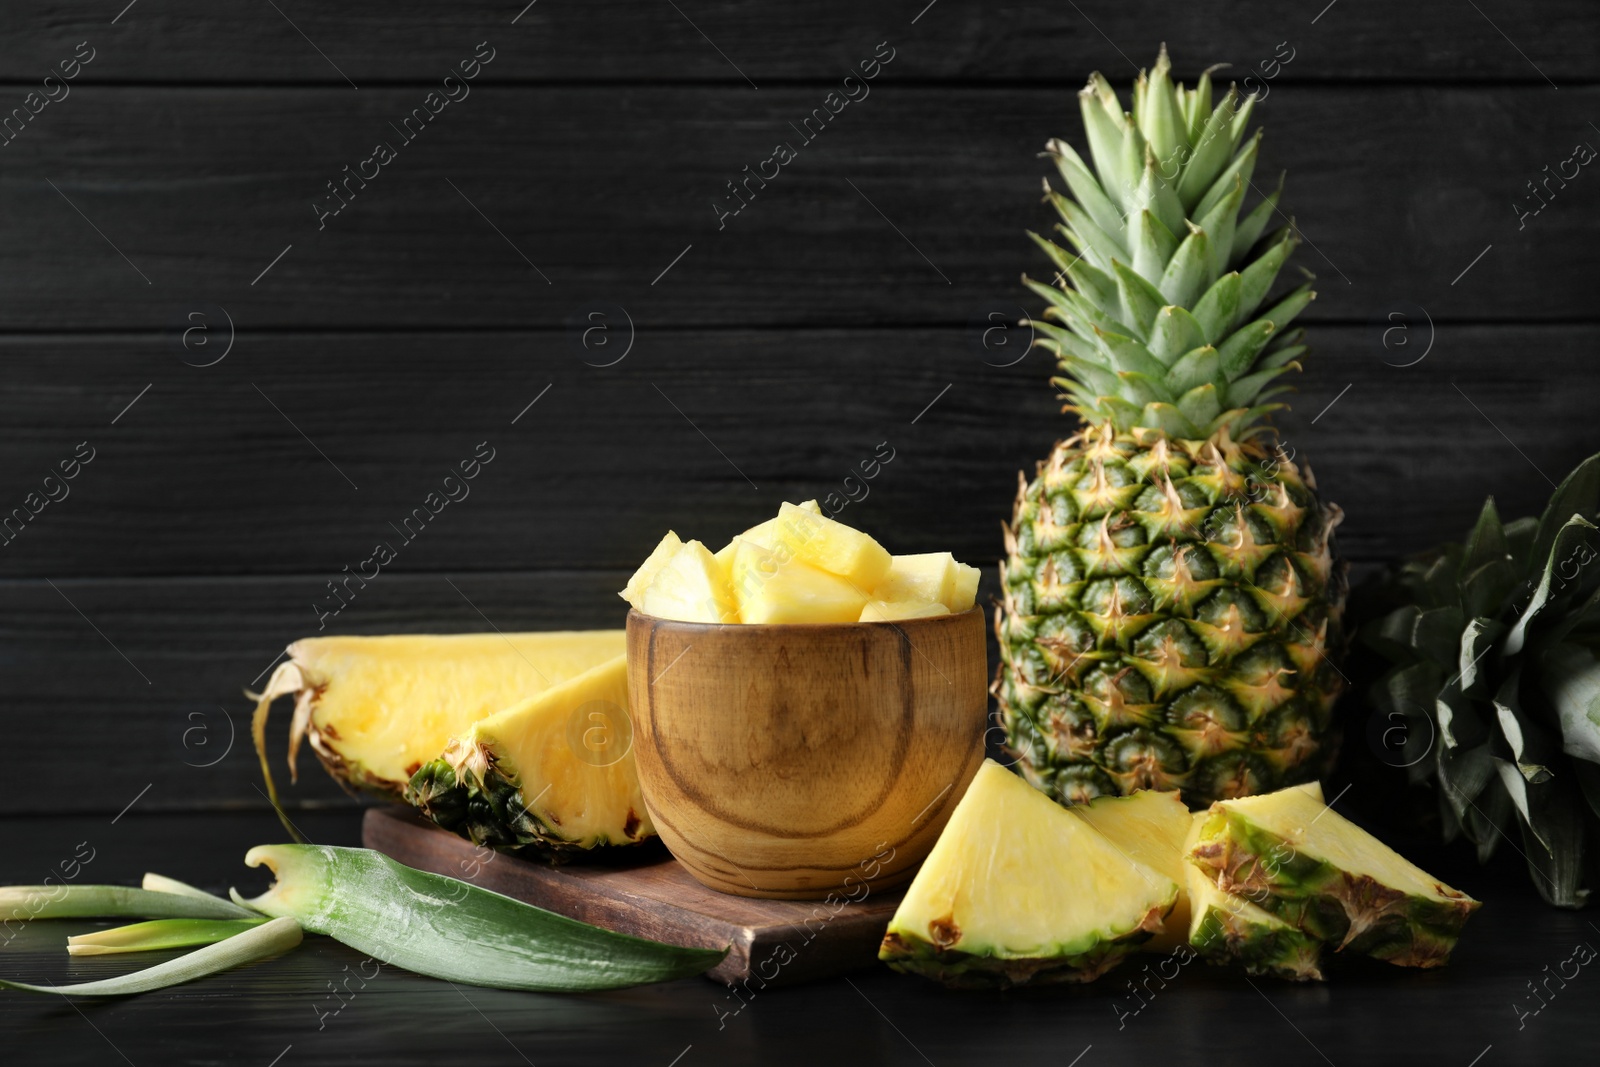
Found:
1026,46 -> 1314,441
1365,451 -> 1600,908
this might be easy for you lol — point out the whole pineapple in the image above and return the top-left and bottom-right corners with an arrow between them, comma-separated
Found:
997,48 -> 1348,807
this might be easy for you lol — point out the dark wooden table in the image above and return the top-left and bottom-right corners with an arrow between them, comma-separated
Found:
1,808 -> 1594,1066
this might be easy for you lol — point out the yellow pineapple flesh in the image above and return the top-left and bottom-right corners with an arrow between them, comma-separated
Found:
880,760 -> 1177,988
407,654 -> 654,853
1066,788 -> 1192,951
769,502 -> 892,590
625,503 -> 980,625
251,631 -> 625,801
859,599 -> 949,622
621,531 -> 683,606
876,552 -> 960,606
946,561 -> 981,611
629,539 -> 738,623
731,539 -> 868,623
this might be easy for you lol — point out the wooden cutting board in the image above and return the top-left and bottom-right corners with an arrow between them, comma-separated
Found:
362,807 -> 904,987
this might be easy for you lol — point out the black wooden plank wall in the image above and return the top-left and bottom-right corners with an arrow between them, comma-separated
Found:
1,1 -> 1596,815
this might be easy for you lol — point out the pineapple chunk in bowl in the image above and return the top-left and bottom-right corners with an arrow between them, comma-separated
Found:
620,501 -> 981,626
618,505 -> 988,898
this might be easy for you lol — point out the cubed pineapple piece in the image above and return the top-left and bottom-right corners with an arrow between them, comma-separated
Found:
620,531 -> 684,609
875,553 -> 958,607
730,539 -> 868,623
768,502 -> 891,590
634,540 -> 739,624
711,538 -> 737,580
730,500 -> 822,553
859,599 -> 948,622
947,562 -> 981,611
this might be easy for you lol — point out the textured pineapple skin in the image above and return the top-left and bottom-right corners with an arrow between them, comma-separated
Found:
1188,892 -> 1324,981
996,425 -> 1347,807
406,745 -> 650,860
878,916 -> 1160,990
406,754 -> 588,859
1189,807 -> 1478,968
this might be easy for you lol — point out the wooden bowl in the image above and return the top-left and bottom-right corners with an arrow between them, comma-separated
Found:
625,607 -> 987,900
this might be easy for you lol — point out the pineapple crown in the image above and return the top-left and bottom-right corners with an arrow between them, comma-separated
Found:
1365,452 -> 1600,908
1026,45 -> 1314,441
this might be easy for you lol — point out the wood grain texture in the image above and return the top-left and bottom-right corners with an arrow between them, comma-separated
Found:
0,325 -> 1592,581
627,608 -> 986,897
0,567 -> 1003,815
362,806 -> 902,985
8,1 -> 1597,82
0,86 -> 1592,329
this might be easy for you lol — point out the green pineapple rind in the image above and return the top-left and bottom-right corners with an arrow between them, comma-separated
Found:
1188,807 -> 1478,968
879,911 -> 1163,990
405,755 -> 618,860
1188,890 -> 1323,981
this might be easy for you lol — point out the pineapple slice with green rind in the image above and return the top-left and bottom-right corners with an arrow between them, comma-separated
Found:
1188,786 -> 1479,967
1067,783 -> 1325,957
1181,806 -> 1323,980
251,632 -> 625,800
1067,788 -> 1192,952
406,654 -> 653,855
730,539 -> 868,623
880,760 -> 1178,988
1185,863 -> 1323,980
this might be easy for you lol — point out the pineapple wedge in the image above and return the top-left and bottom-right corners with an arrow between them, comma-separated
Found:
731,539 -> 868,624
250,632 -> 625,800
711,501 -> 821,582
875,552 -> 960,607
880,760 -> 1177,988
859,599 -> 948,622
769,502 -> 892,590
1067,789 -> 1192,952
407,654 -> 653,854
1070,783 -> 1325,958
728,499 -> 822,554
1184,817 -> 1324,981
630,539 -> 739,623
1188,786 -> 1480,967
